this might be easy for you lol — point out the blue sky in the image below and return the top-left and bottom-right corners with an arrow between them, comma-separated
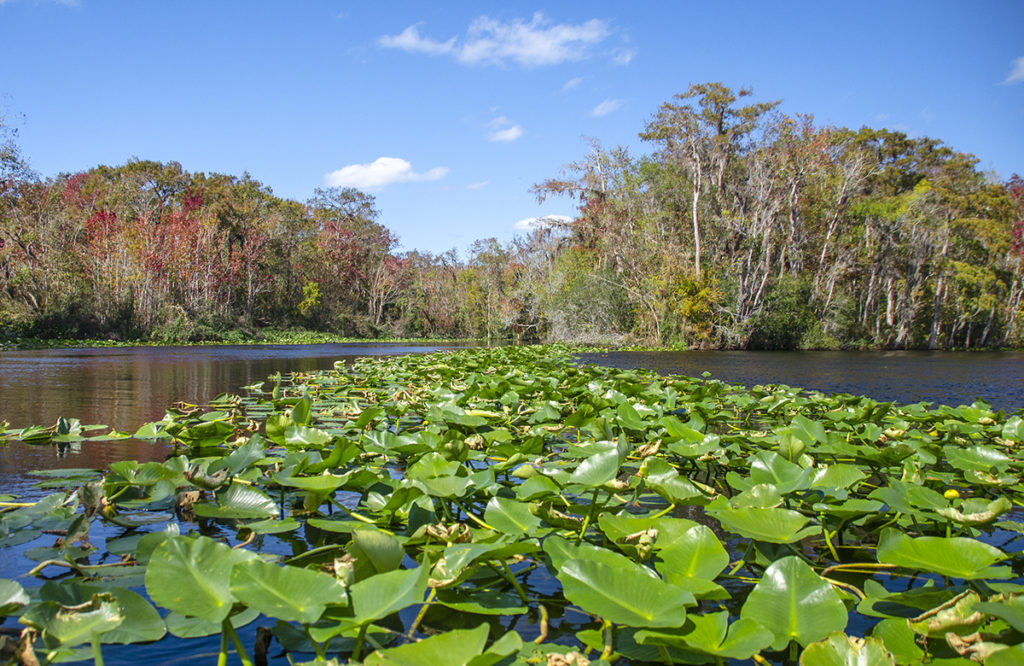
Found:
2,1 -> 1022,255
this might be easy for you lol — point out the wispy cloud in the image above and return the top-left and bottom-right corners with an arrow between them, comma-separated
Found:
323,157 -> 448,190
468,181 -> 489,191
591,98 -> 622,117
486,116 -> 524,142
611,47 -> 636,65
562,76 -> 583,92
1004,56 -> 1024,84
514,215 -> 572,231
381,12 -> 611,68
378,24 -> 456,56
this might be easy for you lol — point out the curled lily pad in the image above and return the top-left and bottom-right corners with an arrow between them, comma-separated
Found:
20,593 -> 123,646
799,632 -> 895,665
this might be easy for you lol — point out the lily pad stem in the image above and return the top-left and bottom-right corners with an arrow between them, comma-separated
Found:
352,624 -> 369,662
327,497 -> 378,525
90,634 -> 104,666
222,618 -> 253,666
453,499 -> 497,531
218,629 -> 228,666
649,503 -> 677,520
500,560 -> 530,604
406,588 -> 437,638
600,619 -> 614,660
576,487 -> 601,546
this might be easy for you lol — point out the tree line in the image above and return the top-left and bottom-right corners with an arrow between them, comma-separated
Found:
2,83 -> 1022,348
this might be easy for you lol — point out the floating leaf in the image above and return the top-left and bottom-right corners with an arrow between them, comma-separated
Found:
485,496 -> 541,536
708,503 -> 820,544
20,593 -> 123,646
364,623 -> 490,666
876,529 -> 1011,580
230,557 -> 347,623
557,558 -> 693,628
636,611 -> 774,660
145,535 -> 253,623
740,556 -> 847,651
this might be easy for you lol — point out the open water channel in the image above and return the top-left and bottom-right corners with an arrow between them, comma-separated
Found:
1,343 -> 1023,663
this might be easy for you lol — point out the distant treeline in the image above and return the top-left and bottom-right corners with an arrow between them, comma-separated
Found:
2,83 -> 1022,348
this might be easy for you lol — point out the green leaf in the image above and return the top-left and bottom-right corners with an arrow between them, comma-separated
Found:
435,587 -> 528,616
230,557 -> 347,623
20,594 -> 123,646
799,632 -> 895,665
164,607 -> 259,638
641,458 -> 709,504
557,558 -> 693,628
876,528 -> 1011,580
349,529 -> 406,580
655,524 -> 730,584
708,503 -> 820,543
740,556 -> 847,651
568,441 -> 623,487
38,582 -> 166,645
364,623 -> 490,666
485,496 -> 541,536
0,579 -> 29,616
346,565 -> 430,628
193,482 -> 279,519
145,535 -> 252,623
974,595 -> 1024,633
636,611 -> 774,660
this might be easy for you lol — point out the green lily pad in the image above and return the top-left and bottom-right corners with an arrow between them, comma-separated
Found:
230,557 -> 347,623
876,528 -> 1011,580
740,556 -> 847,651
145,534 -> 253,623
557,558 -> 693,628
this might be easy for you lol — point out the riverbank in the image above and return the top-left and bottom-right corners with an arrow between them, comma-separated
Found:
0,328 -> 483,351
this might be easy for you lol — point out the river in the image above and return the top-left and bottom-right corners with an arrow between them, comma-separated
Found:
2,343 -> 1022,664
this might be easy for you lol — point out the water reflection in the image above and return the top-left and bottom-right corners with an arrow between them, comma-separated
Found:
0,343 -> 459,488
579,350 -> 1024,413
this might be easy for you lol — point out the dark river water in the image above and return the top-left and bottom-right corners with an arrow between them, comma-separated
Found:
2,344 -> 1023,664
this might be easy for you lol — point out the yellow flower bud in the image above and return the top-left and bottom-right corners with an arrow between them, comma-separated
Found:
944,489 -> 960,500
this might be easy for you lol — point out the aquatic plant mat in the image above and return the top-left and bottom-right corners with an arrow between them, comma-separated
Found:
2,346 -> 1023,664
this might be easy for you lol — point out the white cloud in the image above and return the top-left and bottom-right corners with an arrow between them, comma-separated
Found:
489,126 -> 523,142
380,13 -> 611,68
591,98 -> 622,117
323,157 -> 448,190
562,76 -> 583,91
612,47 -> 636,65
467,181 -> 489,191
486,116 -> 524,142
1004,56 -> 1024,84
514,214 -> 572,231
378,24 -> 455,56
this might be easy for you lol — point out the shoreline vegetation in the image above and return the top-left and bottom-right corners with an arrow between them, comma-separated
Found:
1,346 -> 1022,664
3,330 -> 1024,353
3,82 -> 1023,352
